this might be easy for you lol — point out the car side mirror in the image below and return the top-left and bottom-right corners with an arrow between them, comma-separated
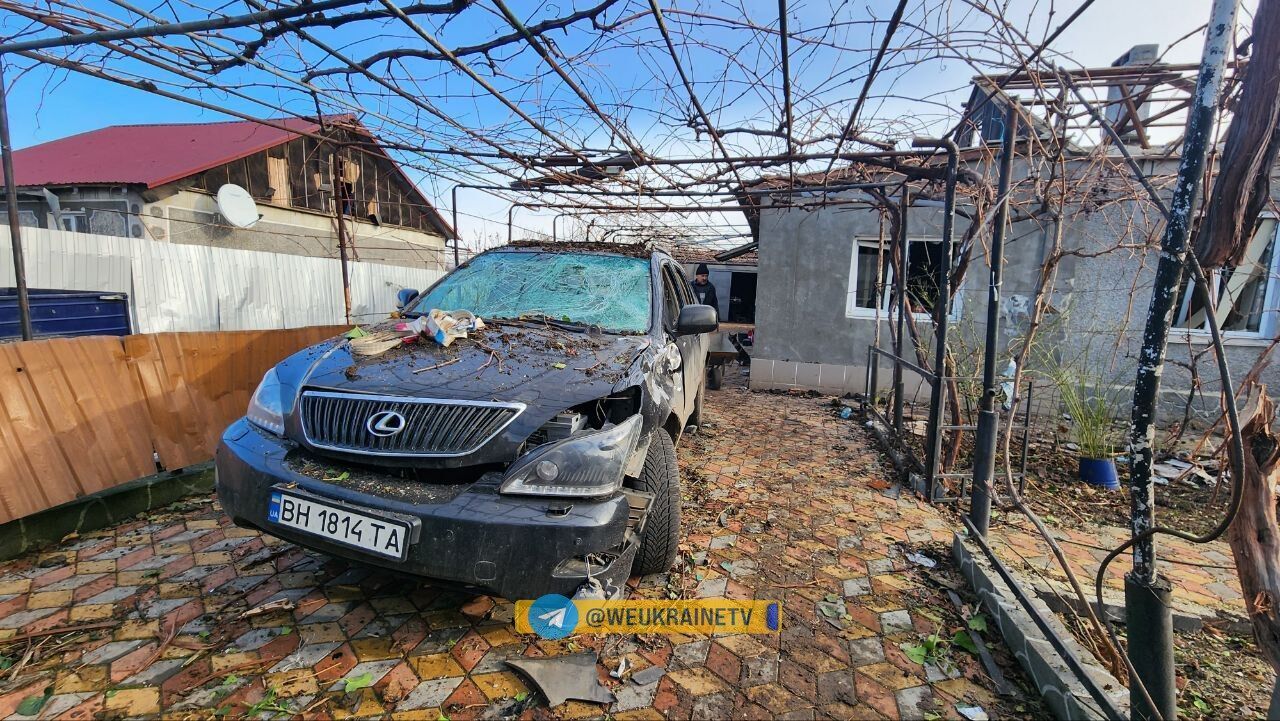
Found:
675,304 -> 718,336
395,288 -> 419,310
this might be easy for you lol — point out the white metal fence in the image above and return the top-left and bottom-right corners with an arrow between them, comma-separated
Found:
1,227 -> 444,333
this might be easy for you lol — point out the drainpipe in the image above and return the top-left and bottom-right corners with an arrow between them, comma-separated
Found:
911,136 -> 958,502
0,58 -> 32,341
1127,0 -> 1238,718
970,108 -> 1017,536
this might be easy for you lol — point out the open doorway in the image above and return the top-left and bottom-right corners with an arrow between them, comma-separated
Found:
728,271 -> 756,324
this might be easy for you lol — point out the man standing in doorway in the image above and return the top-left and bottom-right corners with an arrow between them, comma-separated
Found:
691,263 -> 719,317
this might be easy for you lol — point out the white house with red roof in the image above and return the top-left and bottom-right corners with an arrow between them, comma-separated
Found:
2,115 -> 454,268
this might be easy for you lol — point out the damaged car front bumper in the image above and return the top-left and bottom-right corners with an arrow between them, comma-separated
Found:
215,418 -> 644,600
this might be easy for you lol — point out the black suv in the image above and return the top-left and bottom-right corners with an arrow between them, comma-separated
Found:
215,246 -> 716,600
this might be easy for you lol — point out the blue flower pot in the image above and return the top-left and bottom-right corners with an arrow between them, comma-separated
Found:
1079,457 -> 1119,490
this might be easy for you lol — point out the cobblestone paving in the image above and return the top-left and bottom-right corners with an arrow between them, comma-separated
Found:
0,378 -> 1036,719
988,515 -> 1243,622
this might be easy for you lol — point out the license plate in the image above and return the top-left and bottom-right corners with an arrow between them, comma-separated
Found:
268,490 -> 412,560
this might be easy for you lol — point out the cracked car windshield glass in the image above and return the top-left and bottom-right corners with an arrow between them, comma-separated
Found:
409,251 -> 652,333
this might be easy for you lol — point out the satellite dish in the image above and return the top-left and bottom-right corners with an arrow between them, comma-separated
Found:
216,184 -> 260,228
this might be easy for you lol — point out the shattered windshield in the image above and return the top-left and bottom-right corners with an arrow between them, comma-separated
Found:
409,251 -> 652,333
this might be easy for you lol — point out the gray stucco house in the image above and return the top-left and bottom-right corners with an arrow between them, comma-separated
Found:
743,58 -> 1272,427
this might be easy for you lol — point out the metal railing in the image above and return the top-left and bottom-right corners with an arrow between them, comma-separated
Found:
862,344 -> 1032,502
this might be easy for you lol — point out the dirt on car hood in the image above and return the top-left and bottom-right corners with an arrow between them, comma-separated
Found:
296,320 -> 653,408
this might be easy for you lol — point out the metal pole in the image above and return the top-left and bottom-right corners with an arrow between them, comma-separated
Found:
970,109 -> 1017,536
777,0 -> 795,192
1019,381 -> 1033,494
868,343 -> 880,409
450,184 -> 460,269
1126,0 -> 1237,718
0,59 -> 32,341
892,189 -> 908,432
912,138 -> 959,501
332,154 -> 353,326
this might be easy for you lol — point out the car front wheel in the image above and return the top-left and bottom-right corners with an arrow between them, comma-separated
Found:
628,430 -> 681,576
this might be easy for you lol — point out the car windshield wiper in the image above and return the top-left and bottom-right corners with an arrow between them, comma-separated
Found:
491,313 -> 595,333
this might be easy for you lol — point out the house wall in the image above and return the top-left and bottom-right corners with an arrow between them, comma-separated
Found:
750,160 -> 1280,427
143,189 -> 446,268
4,186 -> 148,238
751,196 -> 955,394
5,187 -> 446,269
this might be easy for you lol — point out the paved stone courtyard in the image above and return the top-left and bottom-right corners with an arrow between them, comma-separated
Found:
990,514 -> 1244,626
0,373 -> 1037,719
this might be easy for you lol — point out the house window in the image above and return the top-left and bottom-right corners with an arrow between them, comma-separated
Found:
846,240 -> 891,315
1173,217 -> 1279,336
846,237 -> 954,319
57,211 -> 87,232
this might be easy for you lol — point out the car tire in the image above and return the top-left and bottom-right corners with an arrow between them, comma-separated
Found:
707,363 -> 725,390
628,430 -> 681,576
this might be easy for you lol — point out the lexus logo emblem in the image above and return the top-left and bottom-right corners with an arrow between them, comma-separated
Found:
366,410 -> 407,437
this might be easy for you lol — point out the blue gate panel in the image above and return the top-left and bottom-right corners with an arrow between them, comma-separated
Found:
0,289 -> 131,340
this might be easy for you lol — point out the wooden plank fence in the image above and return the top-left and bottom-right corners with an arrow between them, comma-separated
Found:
0,326 -> 345,523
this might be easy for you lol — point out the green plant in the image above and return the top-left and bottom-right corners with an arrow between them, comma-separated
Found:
902,634 -> 951,668
16,687 -> 52,716
342,671 -> 374,693
951,629 -> 978,654
246,686 -> 292,717
1048,367 -> 1122,458
1020,297 -> 1133,459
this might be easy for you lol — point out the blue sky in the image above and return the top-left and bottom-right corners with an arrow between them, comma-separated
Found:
1,0 -> 1245,245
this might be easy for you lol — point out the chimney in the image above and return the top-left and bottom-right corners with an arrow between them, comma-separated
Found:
1105,44 -> 1160,141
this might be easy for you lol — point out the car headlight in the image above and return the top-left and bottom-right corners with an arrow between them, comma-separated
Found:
246,368 -> 286,436
500,415 -> 643,498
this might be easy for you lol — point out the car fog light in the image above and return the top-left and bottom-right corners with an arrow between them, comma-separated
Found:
536,460 -> 560,481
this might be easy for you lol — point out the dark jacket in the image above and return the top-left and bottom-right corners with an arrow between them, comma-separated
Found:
690,279 -> 719,317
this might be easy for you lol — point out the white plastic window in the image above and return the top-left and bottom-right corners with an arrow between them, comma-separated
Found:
1173,216 -> 1280,337
846,237 -> 955,320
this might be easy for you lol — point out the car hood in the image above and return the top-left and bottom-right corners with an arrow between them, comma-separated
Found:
292,320 -> 652,408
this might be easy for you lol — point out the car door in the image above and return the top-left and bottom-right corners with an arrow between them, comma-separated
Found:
655,263 -> 688,419
660,262 -> 706,420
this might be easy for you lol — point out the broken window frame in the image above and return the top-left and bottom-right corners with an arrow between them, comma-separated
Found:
53,210 -> 87,232
1172,215 -> 1280,339
845,236 -> 960,321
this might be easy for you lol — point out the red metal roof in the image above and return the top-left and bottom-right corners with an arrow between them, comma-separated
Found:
3,116 -> 325,189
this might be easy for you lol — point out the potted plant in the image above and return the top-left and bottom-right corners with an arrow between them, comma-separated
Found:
1040,364 -> 1124,489
1025,303 -> 1128,490
1059,382 -> 1122,489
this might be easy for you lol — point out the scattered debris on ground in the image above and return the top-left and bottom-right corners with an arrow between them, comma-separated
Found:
855,390 -> 1275,721
0,366 -> 1048,719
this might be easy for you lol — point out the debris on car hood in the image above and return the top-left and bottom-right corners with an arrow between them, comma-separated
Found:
305,320 -> 652,406
350,328 -> 417,357
422,308 -> 484,346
